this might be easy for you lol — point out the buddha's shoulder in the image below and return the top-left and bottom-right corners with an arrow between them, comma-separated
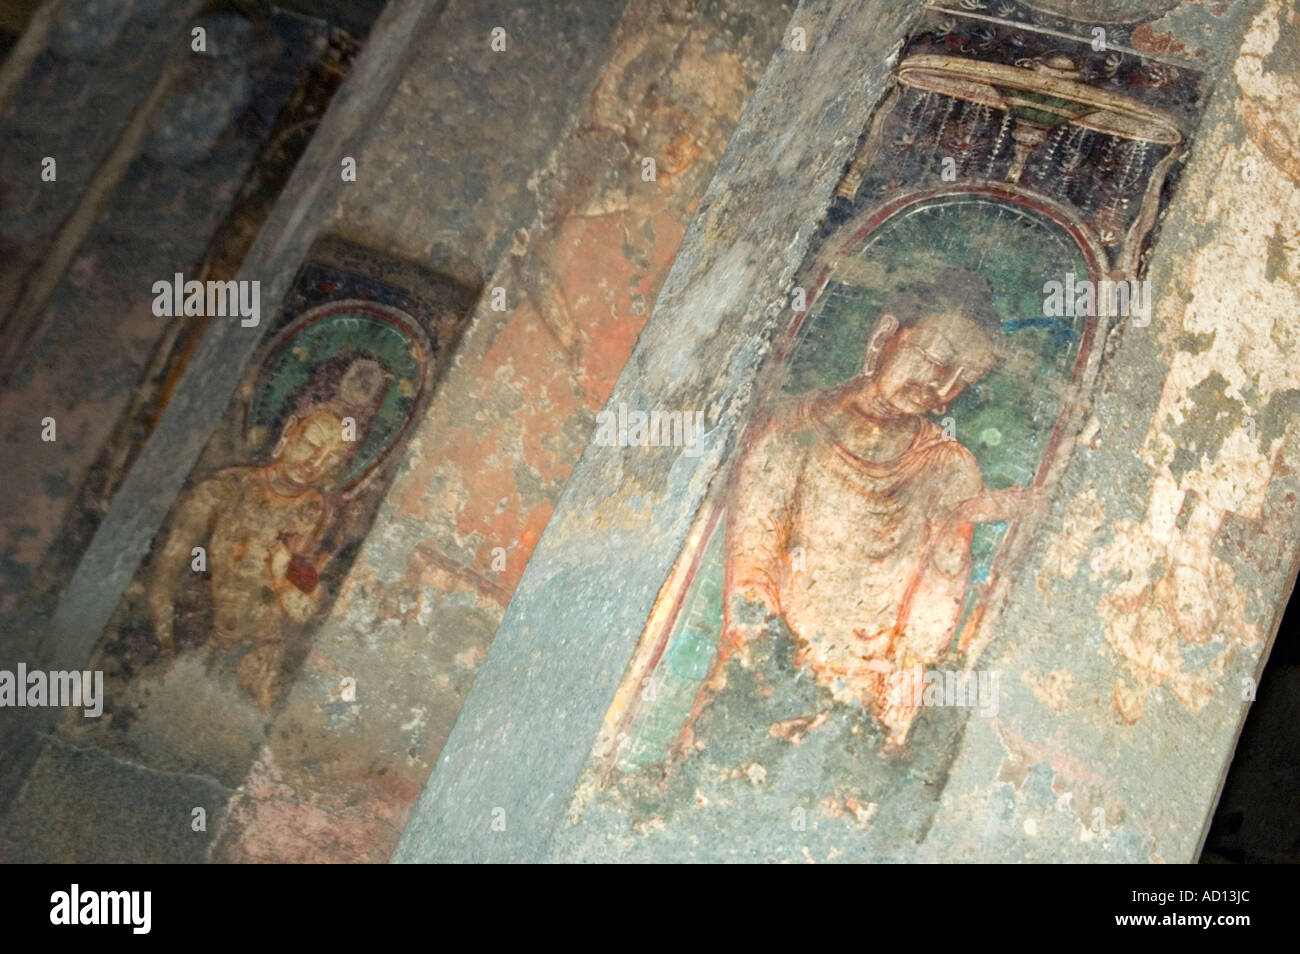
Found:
913,423 -> 983,495
915,419 -> 978,460
194,466 -> 261,498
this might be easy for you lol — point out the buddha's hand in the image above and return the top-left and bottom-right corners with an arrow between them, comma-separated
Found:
995,483 -> 1047,515
268,538 -> 320,594
146,583 -> 174,651
719,621 -> 765,671
947,484 -> 1046,527
268,538 -> 293,578
853,627 -> 893,658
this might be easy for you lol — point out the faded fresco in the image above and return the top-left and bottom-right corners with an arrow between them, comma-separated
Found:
61,240 -> 470,767
148,305 -> 427,709
565,0 -> 1222,857
207,0 -> 785,864
614,195 -> 1097,771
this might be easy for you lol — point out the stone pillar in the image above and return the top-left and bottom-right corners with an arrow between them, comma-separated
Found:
0,0 -> 448,859
212,0 -> 789,863
923,0 -> 1300,863
0,0 -> 198,334
0,0 -> 646,863
0,0 -> 201,621
0,3 -> 352,643
396,0 -> 1290,864
394,0 -> 925,863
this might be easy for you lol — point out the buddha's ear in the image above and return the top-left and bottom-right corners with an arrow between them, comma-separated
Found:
862,313 -> 900,376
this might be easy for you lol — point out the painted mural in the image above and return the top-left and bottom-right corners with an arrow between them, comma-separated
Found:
147,302 -> 431,709
206,0 -> 783,864
569,0 -> 1213,852
78,240 -> 471,753
610,194 -> 1094,770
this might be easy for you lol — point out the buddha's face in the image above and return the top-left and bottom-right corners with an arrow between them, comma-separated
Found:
273,411 -> 352,490
873,326 -> 970,416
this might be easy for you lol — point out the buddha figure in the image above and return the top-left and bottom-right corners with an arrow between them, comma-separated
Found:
148,359 -> 386,709
702,309 -> 1040,750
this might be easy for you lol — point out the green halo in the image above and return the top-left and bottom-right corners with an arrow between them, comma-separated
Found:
245,300 -> 430,492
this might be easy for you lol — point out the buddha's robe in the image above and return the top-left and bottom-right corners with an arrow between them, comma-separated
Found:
725,390 -> 984,732
153,466 -> 331,708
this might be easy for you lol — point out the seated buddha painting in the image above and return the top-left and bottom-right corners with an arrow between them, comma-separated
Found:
67,240 -> 469,766
560,9 -> 1196,848
576,191 -> 1106,845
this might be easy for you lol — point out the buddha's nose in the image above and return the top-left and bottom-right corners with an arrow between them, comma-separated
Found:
931,366 -> 964,398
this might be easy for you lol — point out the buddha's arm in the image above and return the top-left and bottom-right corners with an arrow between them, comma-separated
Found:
880,524 -> 974,751
879,455 -> 984,748
945,483 -> 1045,527
721,417 -> 797,666
148,477 -> 226,650
897,521 -> 975,659
675,419 -> 797,759
892,449 -> 986,662
675,422 -> 794,762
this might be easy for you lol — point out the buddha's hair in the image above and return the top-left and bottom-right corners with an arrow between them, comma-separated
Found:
338,358 -> 386,411
912,309 -> 1000,380
879,267 -> 1001,338
874,267 -> 1004,375
272,354 -> 391,453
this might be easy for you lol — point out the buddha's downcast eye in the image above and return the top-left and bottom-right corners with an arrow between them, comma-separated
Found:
917,346 -> 952,369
